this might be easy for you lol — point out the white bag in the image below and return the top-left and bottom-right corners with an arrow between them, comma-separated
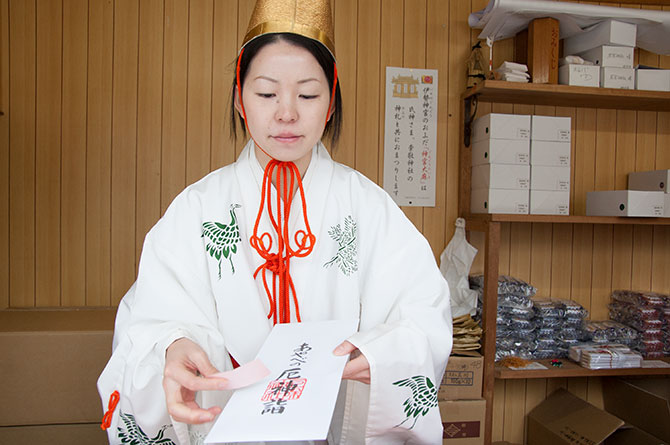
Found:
439,218 -> 478,318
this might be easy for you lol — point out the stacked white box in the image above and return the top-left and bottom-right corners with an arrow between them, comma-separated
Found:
578,45 -> 634,69
530,116 -> 571,215
471,113 -> 531,214
558,64 -> 600,87
636,69 -> 670,92
600,67 -> 635,89
563,20 -> 636,56
586,190 -> 664,217
628,169 -> 670,217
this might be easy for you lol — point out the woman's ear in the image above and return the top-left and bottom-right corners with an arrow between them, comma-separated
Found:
327,104 -> 335,122
233,85 -> 243,116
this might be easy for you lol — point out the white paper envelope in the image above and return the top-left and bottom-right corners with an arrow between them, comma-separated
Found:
205,319 -> 359,444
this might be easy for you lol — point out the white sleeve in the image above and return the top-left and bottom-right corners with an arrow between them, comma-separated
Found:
97,193 -> 228,445
348,191 -> 452,444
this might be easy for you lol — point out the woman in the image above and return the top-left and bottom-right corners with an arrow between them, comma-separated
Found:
98,1 -> 452,443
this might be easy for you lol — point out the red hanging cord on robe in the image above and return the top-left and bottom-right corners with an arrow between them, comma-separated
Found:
235,46 -> 337,325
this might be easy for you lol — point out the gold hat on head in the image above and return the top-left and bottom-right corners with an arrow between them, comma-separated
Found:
242,0 -> 335,58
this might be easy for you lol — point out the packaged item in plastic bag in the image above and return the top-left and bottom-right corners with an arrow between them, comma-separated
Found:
470,274 -> 537,298
440,218 -> 478,318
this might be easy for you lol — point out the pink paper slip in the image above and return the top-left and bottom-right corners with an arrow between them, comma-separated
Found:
208,359 -> 270,390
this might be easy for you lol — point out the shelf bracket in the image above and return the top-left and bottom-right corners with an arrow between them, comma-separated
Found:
463,94 -> 478,147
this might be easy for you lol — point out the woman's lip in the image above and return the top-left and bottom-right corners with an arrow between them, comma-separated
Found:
272,134 -> 301,142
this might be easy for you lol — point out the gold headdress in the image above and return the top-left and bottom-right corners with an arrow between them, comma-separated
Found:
241,0 -> 336,58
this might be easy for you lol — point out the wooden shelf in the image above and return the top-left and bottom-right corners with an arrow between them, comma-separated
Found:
463,213 -> 670,228
495,358 -> 670,379
462,80 -> 670,111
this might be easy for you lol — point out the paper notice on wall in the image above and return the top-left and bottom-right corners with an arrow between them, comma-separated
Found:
383,66 -> 438,207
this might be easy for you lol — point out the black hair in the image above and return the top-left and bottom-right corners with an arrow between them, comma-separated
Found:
230,32 -> 343,146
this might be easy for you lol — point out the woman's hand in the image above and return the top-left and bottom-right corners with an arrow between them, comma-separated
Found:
163,338 -> 228,424
333,341 -> 371,384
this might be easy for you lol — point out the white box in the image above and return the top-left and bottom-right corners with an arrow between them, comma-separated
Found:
472,164 -> 530,190
472,113 -> 530,142
559,64 -> 600,87
586,190 -> 664,217
628,169 -> 670,193
563,20 -> 637,55
579,45 -> 634,68
471,188 -> 529,214
530,190 -> 570,215
530,166 -> 570,191
666,194 -> 670,217
636,69 -> 670,92
600,67 -> 635,89
471,138 -> 530,166
531,115 -> 571,142
530,140 -> 571,166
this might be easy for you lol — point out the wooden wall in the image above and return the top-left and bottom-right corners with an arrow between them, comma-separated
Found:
1,0 -> 669,443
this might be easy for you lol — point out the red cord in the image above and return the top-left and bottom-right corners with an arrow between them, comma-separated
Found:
236,48 -> 337,325
100,390 -> 120,430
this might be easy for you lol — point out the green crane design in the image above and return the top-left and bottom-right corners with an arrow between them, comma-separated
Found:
202,204 -> 242,278
117,412 -> 175,445
392,375 -> 438,430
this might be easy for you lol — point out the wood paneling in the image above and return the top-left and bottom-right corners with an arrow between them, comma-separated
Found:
2,0 -> 670,440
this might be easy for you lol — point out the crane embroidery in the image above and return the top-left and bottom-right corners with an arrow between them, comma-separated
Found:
392,375 -> 438,429
202,204 -> 242,279
323,215 -> 358,276
117,412 -> 175,445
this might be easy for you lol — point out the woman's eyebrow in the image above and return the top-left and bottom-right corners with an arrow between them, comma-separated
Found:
252,76 -> 320,84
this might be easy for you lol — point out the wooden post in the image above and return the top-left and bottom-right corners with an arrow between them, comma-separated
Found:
528,17 -> 559,84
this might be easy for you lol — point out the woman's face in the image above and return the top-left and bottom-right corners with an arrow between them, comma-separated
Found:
236,39 -> 333,174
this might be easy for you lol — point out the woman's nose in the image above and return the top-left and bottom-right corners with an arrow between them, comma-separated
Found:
275,97 -> 298,122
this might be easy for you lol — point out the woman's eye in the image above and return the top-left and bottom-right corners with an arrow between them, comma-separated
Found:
257,93 -> 275,98
300,94 -> 319,100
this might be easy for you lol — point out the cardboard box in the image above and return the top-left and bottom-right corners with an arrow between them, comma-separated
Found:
0,309 -> 115,427
528,388 -> 665,445
527,388 -> 624,445
471,188 -> 529,214
600,67 -> 635,89
471,138 -> 530,166
531,115 -> 571,142
586,190 -> 664,217
603,377 -> 670,443
530,190 -> 570,215
528,17 -> 560,84
579,45 -> 634,68
559,64 -> 600,87
636,69 -> 670,92
472,164 -> 530,190
472,113 -> 531,142
0,424 -> 107,445
438,354 -> 484,401
563,20 -> 637,56
530,166 -> 570,191
628,169 -> 670,193
530,140 -> 570,166
440,399 -> 486,444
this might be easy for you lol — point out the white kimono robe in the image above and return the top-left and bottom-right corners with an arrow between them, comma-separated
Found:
98,141 -> 452,445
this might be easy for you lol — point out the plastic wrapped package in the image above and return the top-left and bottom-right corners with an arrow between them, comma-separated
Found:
535,327 -> 558,339
568,342 -> 629,362
636,339 -> 664,354
496,327 -> 535,340
611,290 -> 667,307
580,346 -> 642,369
532,349 -> 566,360
556,299 -> 589,319
535,317 -> 563,329
533,299 -> 565,318
498,305 -> 535,319
609,301 -> 660,321
583,320 -> 638,346
558,327 -> 583,341
535,338 -> 559,350
440,218 -> 479,318
495,348 -> 533,362
563,318 -> 585,329
497,293 -> 534,309
470,274 -> 537,298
